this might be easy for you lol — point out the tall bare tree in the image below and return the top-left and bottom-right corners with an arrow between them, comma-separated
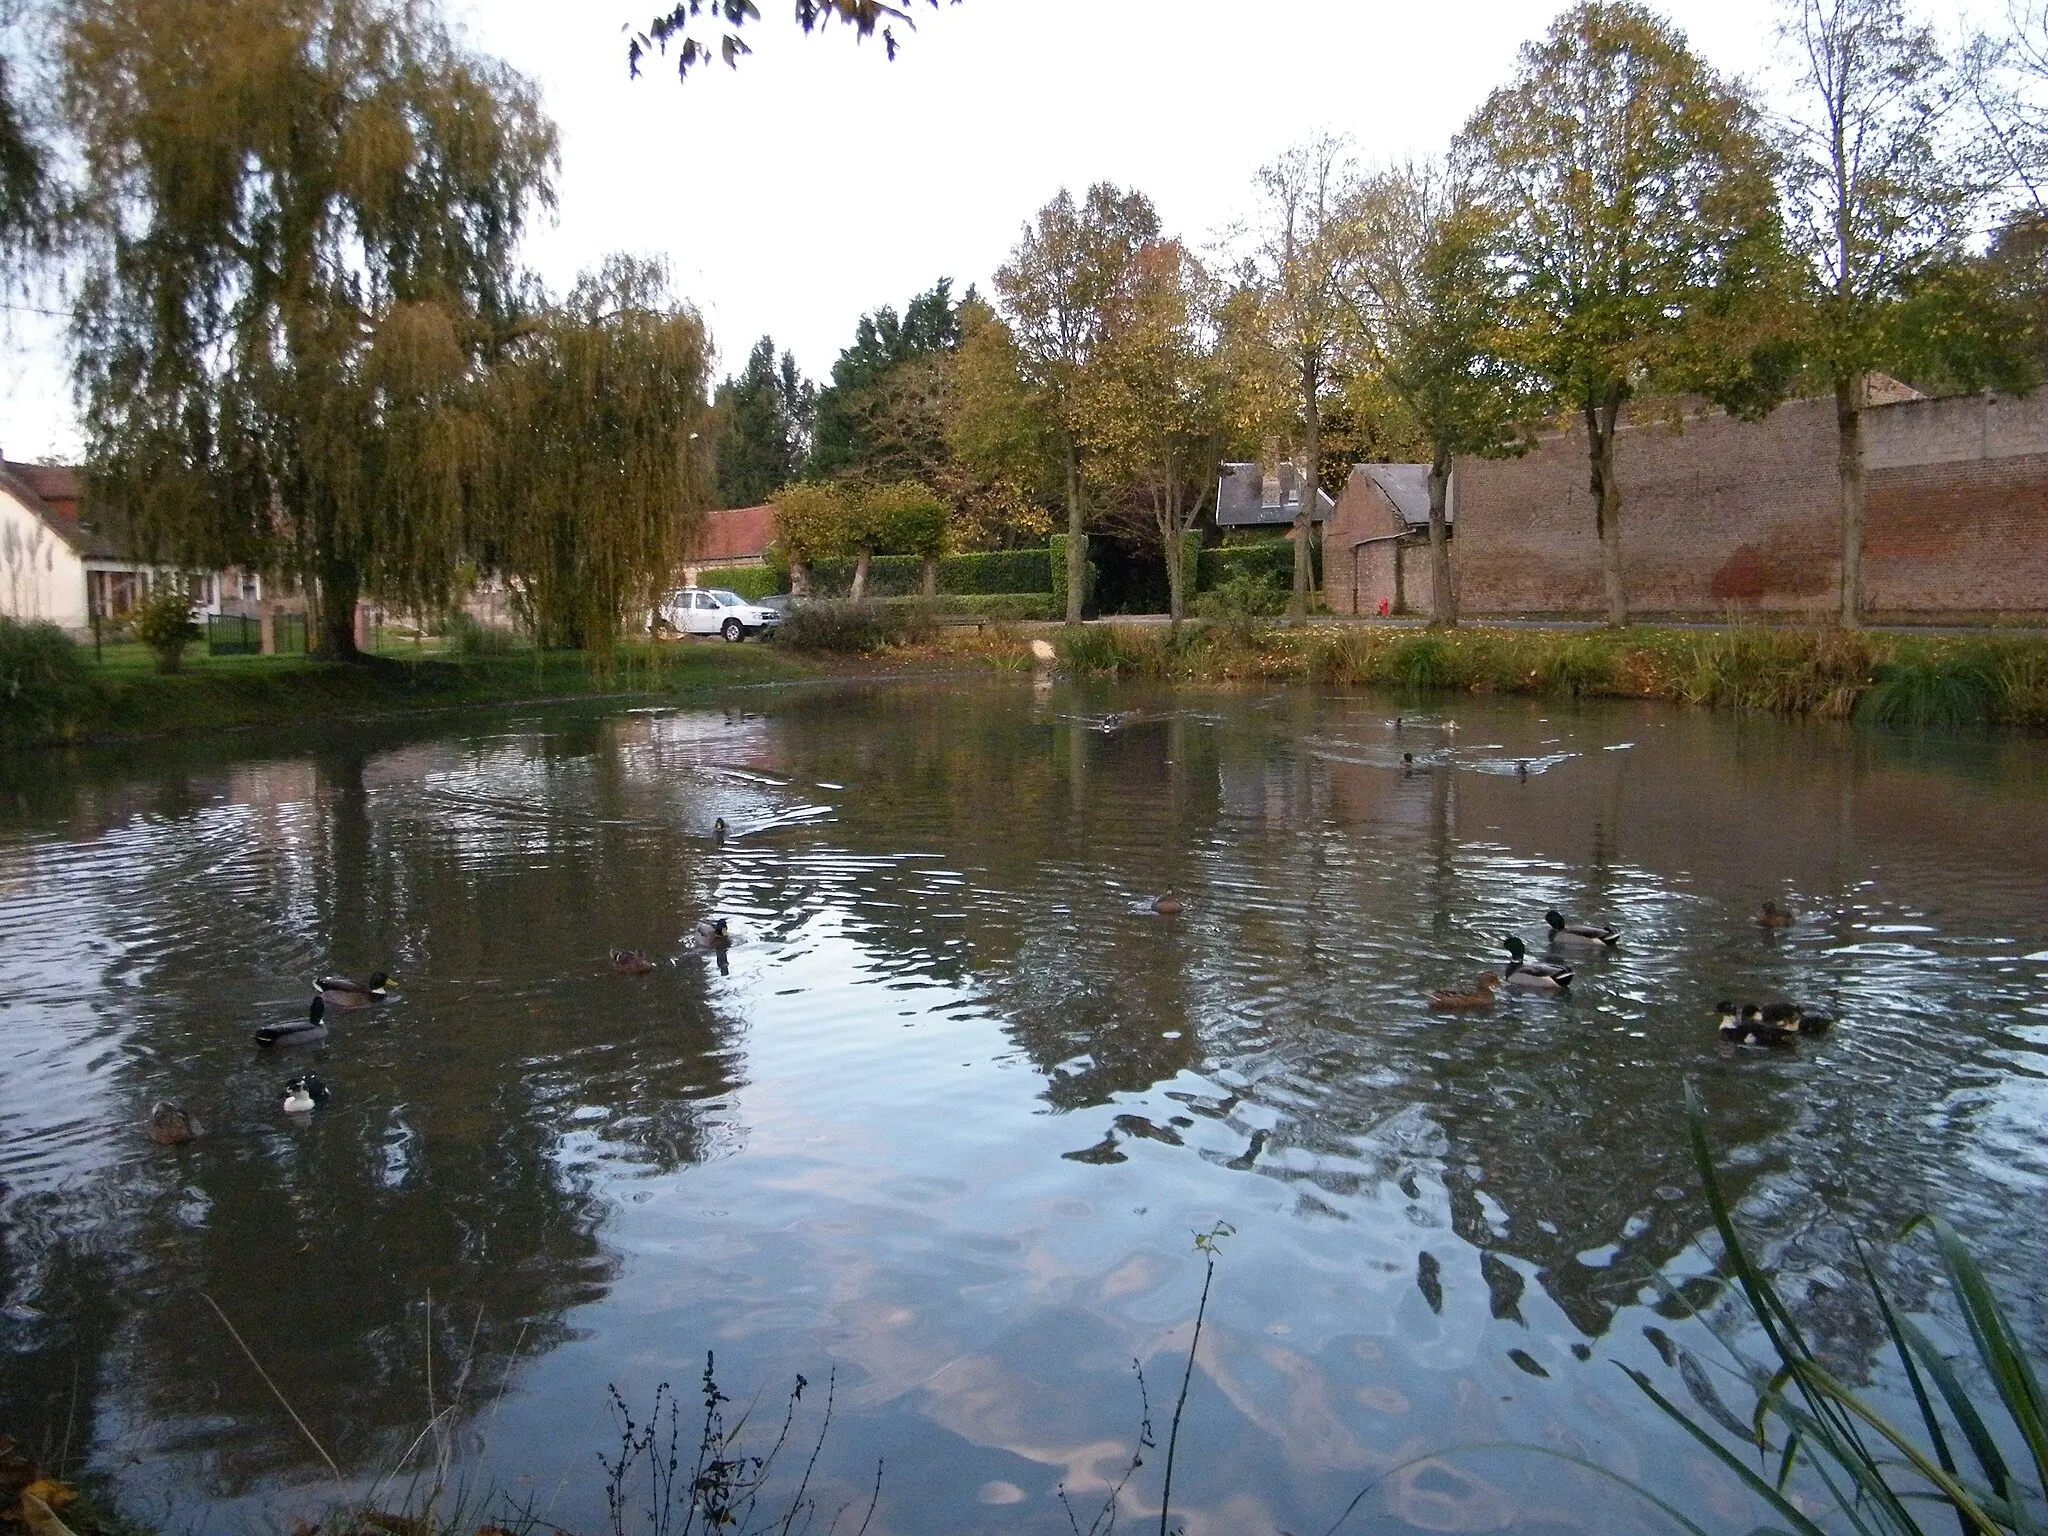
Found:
1247,135 -> 1358,624
1349,161 -> 1545,628
994,183 -> 1159,623
1461,2 -> 1784,628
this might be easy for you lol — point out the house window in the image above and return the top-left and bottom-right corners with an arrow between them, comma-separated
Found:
88,569 -> 147,618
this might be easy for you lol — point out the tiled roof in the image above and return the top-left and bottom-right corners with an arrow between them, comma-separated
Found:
0,459 -> 129,560
1215,462 -> 1335,526
1353,464 -> 1439,530
688,503 -> 775,564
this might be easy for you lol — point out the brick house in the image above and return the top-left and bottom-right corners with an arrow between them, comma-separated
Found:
1325,464 -> 1445,616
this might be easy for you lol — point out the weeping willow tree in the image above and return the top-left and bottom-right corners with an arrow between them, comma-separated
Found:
64,0 -> 556,655
484,256 -> 714,654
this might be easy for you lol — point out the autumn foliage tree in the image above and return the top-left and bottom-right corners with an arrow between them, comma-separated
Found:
995,183 -> 1160,623
1088,240 -> 1225,625
1349,162 -> 1543,627
1460,1 -> 1785,627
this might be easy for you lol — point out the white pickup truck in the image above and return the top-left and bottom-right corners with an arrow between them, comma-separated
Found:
654,587 -> 784,642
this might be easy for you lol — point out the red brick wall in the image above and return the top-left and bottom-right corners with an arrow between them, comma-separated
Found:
1432,390 -> 2048,619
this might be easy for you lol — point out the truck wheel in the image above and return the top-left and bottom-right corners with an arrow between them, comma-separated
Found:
722,618 -> 745,643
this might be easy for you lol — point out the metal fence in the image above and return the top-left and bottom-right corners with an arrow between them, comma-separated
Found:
205,612 -> 308,656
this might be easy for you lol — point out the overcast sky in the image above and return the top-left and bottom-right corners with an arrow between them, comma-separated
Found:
0,0 -> 1986,463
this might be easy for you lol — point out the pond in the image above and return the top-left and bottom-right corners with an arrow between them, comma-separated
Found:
3,678 -> 2046,1535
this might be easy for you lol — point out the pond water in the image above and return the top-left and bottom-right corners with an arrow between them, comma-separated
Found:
3,678 -> 2046,1536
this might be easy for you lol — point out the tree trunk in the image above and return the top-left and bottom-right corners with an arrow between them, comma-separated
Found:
1064,442 -> 1085,625
1163,516 -> 1185,627
1290,370 -> 1319,625
921,554 -> 938,600
790,558 -> 811,598
1427,446 -> 1456,629
850,546 -> 872,603
1835,372 -> 1865,629
317,557 -> 361,657
1584,390 -> 1628,628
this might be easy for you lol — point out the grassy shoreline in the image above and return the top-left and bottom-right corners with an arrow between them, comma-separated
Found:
1,637 -> 822,750
10,620 -> 2048,750
1047,619 -> 2048,728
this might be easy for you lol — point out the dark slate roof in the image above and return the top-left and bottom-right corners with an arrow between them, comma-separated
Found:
1355,464 -> 1441,531
1215,462 -> 1335,526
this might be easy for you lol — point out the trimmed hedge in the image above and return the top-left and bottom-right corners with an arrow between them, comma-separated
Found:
695,565 -> 782,601
796,549 -> 1055,599
874,592 -> 1059,621
1049,534 -> 1099,613
1198,538 -> 1315,593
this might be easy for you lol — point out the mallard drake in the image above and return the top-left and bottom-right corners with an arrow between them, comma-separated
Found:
1151,890 -> 1185,917
1760,1001 -> 1834,1036
316,971 -> 392,1009
695,917 -> 730,949
1756,901 -> 1796,929
1428,972 -> 1500,1010
281,1074 -> 331,1113
610,947 -> 656,975
148,1102 -> 199,1145
1545,910 -> 1619,947
713,818 -> 728,842
1501,936 -> 1571,991
255,997 -> 327,1048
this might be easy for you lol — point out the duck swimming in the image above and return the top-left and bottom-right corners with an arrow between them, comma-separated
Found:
281,1074 -> 331,1113
1545,910 -> 1619,948
316,971 -> 392,1009
1713,1002 -> 1793,1047
148,1102 -> 199,1145
1756,901 -> 1796,929
255,997 -> 327,1048
1760,1001 -> 1834,1036
1151,890 -> 1185,917
1501,936 -> 1571,991
713,818 -> 728,842
695,917 -> 731,949
1428,973 -> 1500,1010
610,947 -> 656,975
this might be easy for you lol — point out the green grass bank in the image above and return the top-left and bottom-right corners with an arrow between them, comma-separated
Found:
1054,620 -> 2048,729
1,628 -> 814,750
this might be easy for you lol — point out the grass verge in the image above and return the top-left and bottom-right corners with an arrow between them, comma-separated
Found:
1048,621 -> 2048,728
1,629 -> 814,750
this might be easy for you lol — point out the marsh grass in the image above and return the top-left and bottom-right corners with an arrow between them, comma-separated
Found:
1855,652 -> 2002,732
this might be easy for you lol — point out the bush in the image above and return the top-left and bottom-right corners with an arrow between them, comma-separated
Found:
130,582 -> 200,673
446,611 -> 516,657
774,600 -> 929,654
1192,567 -> 1287,619
1197,538 -> 1311,596
0,617 -> 90,746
